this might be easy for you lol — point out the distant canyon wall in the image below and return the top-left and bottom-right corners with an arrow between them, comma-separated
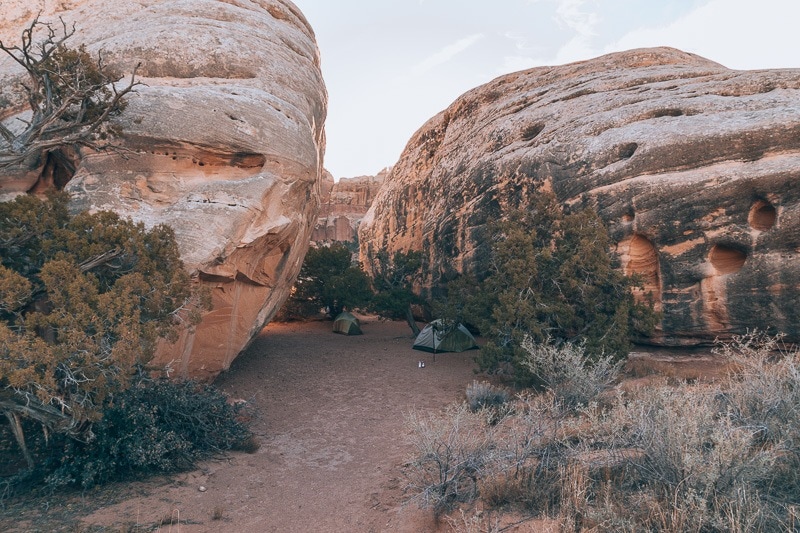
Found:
312,169 -> 387,244
360,48 -> 800,345
0,0 -> 327,379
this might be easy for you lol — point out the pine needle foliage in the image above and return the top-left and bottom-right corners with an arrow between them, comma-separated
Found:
0,193 -> 203,467
440,193 -> 657,385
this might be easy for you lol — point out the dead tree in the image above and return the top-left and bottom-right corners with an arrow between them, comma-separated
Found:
0,15 -> 140,174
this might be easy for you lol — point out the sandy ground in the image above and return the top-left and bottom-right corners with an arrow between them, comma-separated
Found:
1,317 -> 724,532
3,316 -> 486,532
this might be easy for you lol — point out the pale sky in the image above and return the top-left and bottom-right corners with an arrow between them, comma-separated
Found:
291,0 -> 800,179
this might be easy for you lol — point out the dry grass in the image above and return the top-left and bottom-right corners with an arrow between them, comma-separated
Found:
409,333 -> 800,532
624,351 -> 735,383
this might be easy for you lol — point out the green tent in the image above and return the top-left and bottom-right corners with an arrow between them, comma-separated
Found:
413,320 -> 477,353
332,311 -> 362,335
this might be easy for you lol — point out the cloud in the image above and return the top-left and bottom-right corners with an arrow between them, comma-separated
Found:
604,0 -> 800,69
410,33 -> 485,76
519,0 -> 602,66
554,0 -> 599,38
504,31 -> 530,52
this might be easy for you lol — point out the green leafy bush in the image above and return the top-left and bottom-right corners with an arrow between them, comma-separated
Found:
369,249 -> 424,334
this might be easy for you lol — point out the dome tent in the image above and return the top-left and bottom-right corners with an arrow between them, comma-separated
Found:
412,320 -> 477,353
332,311 -> 362,335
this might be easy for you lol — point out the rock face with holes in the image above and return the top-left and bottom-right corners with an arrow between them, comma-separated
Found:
312,169 -> 388,244
360,47 -> 800,345
0,0 -> 327,378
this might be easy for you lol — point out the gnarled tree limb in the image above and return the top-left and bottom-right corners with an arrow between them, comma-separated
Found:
0,14 -> 140,172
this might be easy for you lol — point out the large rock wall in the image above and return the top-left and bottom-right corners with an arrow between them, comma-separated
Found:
312,169 -> 387,244
0,0 -> 327,379
360,48 -> 800,345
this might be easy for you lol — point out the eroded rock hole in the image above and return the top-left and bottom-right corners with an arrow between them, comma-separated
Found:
31,148 -> 78,193
709,244 -> 747,275
45,150 -> 76,189
748,199 -> 776,231
521,123 -> 545,142
649,108 -> 684,119
620,234 -> 661,311
618,143 -> 638,160
230,152 -> 267,169
561,88 -> 595,101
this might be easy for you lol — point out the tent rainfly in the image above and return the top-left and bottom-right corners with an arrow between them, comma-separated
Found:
332,311 -> 362,335
412,320 -> 477,353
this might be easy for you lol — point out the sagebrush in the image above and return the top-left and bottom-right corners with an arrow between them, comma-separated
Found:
406,333 -> 800,532
519,337 -> 621,408
465,381 -> 509,413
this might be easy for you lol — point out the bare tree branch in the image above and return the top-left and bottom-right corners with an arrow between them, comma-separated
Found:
0,15 -> 140,172
78,247 -> 124,272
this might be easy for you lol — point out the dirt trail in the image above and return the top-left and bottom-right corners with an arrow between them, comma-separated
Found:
77,316 -> 478,532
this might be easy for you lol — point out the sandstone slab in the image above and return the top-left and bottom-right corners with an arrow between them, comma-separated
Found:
360,48 -> 800,345
0,0 -> 327,378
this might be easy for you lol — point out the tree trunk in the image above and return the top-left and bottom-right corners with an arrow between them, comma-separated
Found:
405,304 -> 420,336
0,396 -> 84,439
5,411 -> 34,469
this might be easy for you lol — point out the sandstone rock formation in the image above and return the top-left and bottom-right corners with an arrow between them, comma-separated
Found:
312,169 -> 388,244
360,48 -> 800,345
0,0 -> 327,379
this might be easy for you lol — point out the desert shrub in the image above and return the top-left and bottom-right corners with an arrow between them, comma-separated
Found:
406,333 -> 799,531
465,381 -> 509,413
546,334 -> 799,531
583,385 -> 777,532
715,331 -> 800,446
713,332 -> 800,505
0,192 -> 206,469
444,508 -> 502,533
369,249 -> 424,335
0,17 -> 139,171
283,242 -> 372,319
405,393 -> 578,519
438,197 -> 656,386
42,374 -> 253,489
405,404 -> 496,517
519,337 -> 622,408
478,393 -> 579,515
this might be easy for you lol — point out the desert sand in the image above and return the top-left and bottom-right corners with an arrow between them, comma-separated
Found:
3,316 -> 484,532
